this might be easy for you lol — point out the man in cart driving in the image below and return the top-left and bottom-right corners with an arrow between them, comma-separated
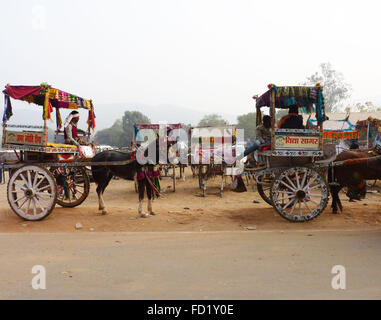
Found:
64,110 -> 89,146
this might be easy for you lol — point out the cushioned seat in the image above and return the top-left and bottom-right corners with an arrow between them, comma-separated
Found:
47,142 -> 77,149
259,144 -> 271,151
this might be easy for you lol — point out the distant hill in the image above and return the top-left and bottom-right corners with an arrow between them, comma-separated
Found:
2,102 -> 238,133
94,103 -> 238,130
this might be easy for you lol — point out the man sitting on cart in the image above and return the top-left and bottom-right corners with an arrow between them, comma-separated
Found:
277,105 -> 305,129
64,110 -> 89,146
242,115 -> 272,157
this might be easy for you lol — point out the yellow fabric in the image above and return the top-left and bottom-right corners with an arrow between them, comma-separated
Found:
56,108 -> 62,129
84,99 -> 91,109
48,88 -> 59,100
68,103 -> 79,109
47,142 -> 77,149
43,88 -> 51,120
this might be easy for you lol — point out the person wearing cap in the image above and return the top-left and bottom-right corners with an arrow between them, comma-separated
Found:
64,110 -> 89,146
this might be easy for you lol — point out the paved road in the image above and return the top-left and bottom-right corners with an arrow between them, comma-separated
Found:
0,230 -> 381,299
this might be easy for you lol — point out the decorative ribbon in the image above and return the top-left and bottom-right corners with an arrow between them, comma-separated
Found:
56,108 -> 62,129
87,100 -> 96,131
2,94 -> 13,123
43,87 -> 53,121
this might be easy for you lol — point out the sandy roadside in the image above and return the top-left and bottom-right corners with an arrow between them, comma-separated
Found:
0,167 -> 380,233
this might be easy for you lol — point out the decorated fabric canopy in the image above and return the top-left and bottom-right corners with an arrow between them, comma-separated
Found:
307,119 -> 359,140
254,84 -> 326,124
356,117 -> 381,129
356,117 -> 381,143
2,83 -> 95,130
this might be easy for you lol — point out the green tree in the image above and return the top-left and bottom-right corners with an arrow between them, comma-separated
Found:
237,112 -> 256,142
95,119 -> 125,147
122,111 -> 151,145
303,62 -> 352,112
95,110 -> 151,147
198,114 -> 229,126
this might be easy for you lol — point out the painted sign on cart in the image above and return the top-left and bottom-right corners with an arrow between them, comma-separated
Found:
5,131 -> 45,146
274,130 -> 320,150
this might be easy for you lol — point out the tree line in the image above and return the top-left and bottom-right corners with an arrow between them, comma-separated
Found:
95,63 -> 378,147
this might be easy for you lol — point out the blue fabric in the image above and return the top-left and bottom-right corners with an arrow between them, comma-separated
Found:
134,124 -> 143,142
308,119 -> 355,131
316,88 -> 324,125
243,139 -> 270,157
368,122 -> 373,140
2,94 -> 12,123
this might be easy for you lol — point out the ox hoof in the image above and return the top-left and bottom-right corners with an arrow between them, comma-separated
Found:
101,210 -> 107,215
149,212 -> 156,215
140,213 -> 150,218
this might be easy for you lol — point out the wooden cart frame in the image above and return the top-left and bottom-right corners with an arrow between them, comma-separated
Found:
1,83 -> 134,221
246,84 -> 331,222
189,125 -> 239,197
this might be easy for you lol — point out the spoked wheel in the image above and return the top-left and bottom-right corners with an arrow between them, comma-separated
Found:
51,167 -> 90,208
271,167 -> 329,222
257,173 -> 274,206
7,165 -> 57,221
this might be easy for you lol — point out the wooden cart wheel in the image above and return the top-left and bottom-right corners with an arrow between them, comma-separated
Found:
7,165 -> 57,221
257,174 -> 274,206
51,167 -> 90,208
270,167 -> 329,222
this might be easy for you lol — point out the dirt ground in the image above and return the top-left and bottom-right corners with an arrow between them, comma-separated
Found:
1,167 -> 381,233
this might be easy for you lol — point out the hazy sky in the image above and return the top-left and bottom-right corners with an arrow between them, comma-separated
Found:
1,0 -> 381,119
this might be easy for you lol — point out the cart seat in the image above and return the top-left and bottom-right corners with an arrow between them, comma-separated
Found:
47,142 -> 77,149
259,144 -> 271,151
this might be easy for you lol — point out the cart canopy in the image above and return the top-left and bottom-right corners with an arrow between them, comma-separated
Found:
3,83 -> 95,130
254,84 -> 325,124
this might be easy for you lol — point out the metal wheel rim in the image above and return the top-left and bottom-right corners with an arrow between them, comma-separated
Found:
271,167 -> 328,222
8,165 -> 57,220
257,173 -> 274,205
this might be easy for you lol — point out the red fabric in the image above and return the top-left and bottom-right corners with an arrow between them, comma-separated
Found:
137,171 -> 145,181
259,145 -> 271,151
88,106 -> 96,129
64,124 -> 78,141
4,86 -> 41,100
